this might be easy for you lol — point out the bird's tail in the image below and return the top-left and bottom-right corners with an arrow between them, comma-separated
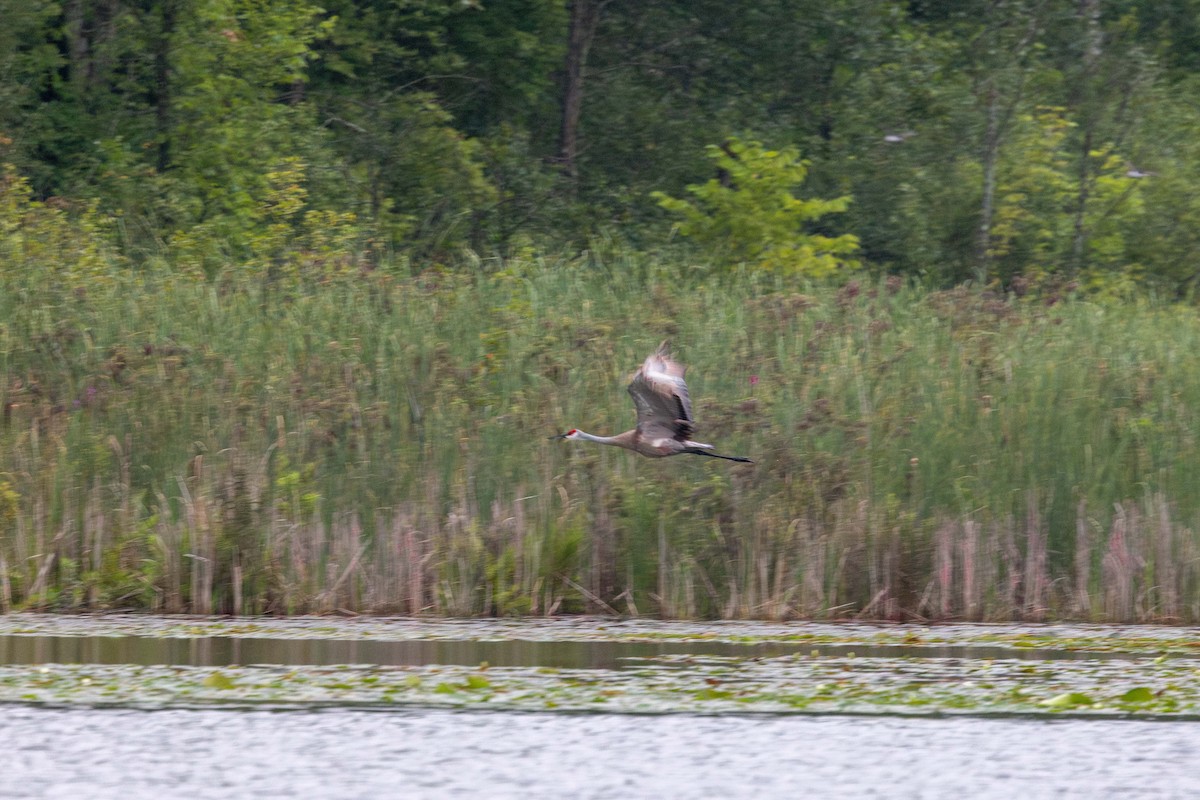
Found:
685,448 -> 753,463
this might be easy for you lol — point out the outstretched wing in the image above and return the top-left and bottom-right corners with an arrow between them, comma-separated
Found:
627,343 -> 695,441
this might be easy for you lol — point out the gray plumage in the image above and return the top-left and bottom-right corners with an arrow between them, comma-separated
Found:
552,344 -> 752,463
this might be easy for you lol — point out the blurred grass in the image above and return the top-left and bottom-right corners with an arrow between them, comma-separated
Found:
2,247 -> 1200,619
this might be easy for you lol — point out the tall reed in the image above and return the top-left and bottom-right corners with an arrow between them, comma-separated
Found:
3,254 -> 1200,620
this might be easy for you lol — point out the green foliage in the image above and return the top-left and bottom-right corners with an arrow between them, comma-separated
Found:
167,0 -> 334,249
2,0 -> 1199,284
652,137 -> 859,277
1104,78 -> 1200,296
275,456 -> 321,524
0,478 -> 17,534
988,109 -> 1076,278
168,156 -> 366,282
308,1 -> 501,253
88,516 -> 166,610
9,0 -> 1200,620
2,242 -> 1200,619
441,0 -> 567,134
0,0 -> 63,187
360,92 -> 494,253
0,165 -> 121,287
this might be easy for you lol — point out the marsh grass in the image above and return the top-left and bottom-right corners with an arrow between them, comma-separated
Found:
3,252 -> 1200,620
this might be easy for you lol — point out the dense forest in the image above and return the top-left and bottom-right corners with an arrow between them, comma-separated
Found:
4,1 -> 1200,620
3,0 -> 1200,288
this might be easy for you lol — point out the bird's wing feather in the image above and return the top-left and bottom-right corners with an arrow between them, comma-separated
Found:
627,346 -> 695,440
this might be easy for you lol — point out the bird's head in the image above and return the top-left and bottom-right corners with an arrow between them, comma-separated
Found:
550,429 -> 580,441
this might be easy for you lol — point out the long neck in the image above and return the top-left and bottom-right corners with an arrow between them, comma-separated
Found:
576,429 -> 638,450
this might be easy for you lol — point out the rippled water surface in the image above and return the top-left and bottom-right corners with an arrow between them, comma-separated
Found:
3,705 -> 1198,799
0,634 -> 1134,668
1,615 -> 1198,797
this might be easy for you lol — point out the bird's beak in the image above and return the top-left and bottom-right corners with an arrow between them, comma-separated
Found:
549,433 -> 568,440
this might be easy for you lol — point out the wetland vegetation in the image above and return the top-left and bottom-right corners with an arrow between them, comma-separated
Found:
0,616 -> 1197,718
4,13 -> 1199,798
5,1 -> 1200,624
5,241 -> 1200,620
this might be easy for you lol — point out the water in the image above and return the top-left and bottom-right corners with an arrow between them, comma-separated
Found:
2,704 -> 1197,799
2,617 -> 1198,797
0,634 -> 1127,669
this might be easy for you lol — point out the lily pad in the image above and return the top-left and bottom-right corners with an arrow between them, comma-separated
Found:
202,672 -> 236,690
1118,687 -> 1155,704
1040,692 -> 1095,709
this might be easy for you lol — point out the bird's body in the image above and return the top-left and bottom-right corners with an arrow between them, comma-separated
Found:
553,345 -> 752,463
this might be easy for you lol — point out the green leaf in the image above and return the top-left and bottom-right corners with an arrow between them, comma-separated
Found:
202,672 -> 236,690
1039,692 -> 1094,709
464,675 -> 492,691
650,135 -> 858,277
1118,687 -> 1155,704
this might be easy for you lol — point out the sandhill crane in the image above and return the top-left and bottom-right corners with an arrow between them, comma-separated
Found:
552,344 -> 753,463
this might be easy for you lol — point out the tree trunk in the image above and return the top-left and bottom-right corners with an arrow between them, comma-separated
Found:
155,1 -> 176,172
976,87 -> 1000,284
558,0 -> 605,185
64,0 -> 122,95
1070,0 -> 1103,271
971,1 -> 1043,284
64,0 -> 89,90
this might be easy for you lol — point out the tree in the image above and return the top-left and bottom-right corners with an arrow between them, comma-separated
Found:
958,0 -> 1054,283
307,0 -> 497,253
652,136 -> 859,276
165,0 -> 334,265
558,0 -> 608,185
1056,3 -> 1154,273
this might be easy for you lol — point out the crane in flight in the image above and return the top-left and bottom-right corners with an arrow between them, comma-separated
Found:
551,344 -> 753,463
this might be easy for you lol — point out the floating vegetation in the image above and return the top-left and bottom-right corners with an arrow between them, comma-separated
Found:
0,615 -> 1195,656
0,618 -> 1197,718
1,652 -> 1198,718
